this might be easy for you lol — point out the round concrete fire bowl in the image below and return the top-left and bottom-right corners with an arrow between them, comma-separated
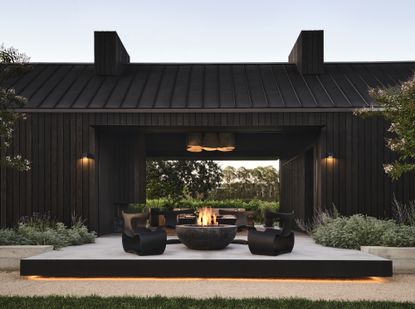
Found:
176,224 -> 237,250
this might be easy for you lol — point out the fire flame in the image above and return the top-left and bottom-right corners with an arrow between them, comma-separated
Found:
197,207 -> 217,226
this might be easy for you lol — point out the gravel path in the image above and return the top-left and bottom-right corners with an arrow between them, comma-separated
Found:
0,272 -> 414,302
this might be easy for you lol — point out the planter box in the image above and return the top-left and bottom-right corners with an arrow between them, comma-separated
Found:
361,246 -> 415,274
0,245 -> 53,270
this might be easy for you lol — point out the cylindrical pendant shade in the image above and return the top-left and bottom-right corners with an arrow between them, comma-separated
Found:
202,133 -> 219,151
186,133 -> 203,152
187,146 -> 203,152
217,133 -> 235,152
186,132 -> 235,152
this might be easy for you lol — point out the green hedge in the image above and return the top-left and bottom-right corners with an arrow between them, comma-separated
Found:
129,198 -> 279,222
312,213 -> 415,249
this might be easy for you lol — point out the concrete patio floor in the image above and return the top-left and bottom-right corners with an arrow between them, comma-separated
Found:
20,233 -> 391,278
22,233 -> 390,261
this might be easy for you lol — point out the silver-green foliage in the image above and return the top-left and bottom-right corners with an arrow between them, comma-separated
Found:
0,215 -> 96,249
312,213 -> 415,249
393,197 -> 415,226
0,45 -> 31,171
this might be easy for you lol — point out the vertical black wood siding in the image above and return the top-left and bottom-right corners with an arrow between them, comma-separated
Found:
0,112 -> 414,232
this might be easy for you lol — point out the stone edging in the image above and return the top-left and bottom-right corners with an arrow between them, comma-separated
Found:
0,245 -> 53,270
361,246 -> 415,274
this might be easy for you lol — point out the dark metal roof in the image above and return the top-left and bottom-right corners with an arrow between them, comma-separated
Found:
5,62 -> 415,111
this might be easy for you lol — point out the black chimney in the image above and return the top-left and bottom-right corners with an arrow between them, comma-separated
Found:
288,30 -> 324,75
94,31 -> 130,75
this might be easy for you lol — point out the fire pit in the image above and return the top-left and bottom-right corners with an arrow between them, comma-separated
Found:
176,208 -> 237,250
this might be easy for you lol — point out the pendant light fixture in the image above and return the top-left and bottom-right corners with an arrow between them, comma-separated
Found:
217,133 -> 236,152
186,132 -> 235,152
186,133 -> 203,152
202,133 -> 219,151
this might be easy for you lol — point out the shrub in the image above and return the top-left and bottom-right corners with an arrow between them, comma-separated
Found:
0,228 -> 30,245
312,213 -> 415,249
392,197 -> 415,226
381,225 -> 415,247
16,223 -> 69,249
0,214 -> 96,249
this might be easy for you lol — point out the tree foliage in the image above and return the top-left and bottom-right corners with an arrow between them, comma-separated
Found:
0,45 -> 31,171
210,166 -> 279,201
146,160 -> 223,201
359,74 -> 415,180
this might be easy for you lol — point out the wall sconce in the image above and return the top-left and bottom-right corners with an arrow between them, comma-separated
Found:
325,152 -> 335,163
80,152 -> 95,163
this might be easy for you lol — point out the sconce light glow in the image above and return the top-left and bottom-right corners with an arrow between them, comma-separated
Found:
80,153 -> 95,163
325,152 -> 335,163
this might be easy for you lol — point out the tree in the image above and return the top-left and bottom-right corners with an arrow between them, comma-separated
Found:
360,74 -> 415,180
211,166 -> 279,201
0,45 -> 31,171
146,160 -> 222,201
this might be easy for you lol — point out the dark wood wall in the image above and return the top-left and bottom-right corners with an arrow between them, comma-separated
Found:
280,148 -> 314,222
97,131 -> 146,234
1,111 -> 414,233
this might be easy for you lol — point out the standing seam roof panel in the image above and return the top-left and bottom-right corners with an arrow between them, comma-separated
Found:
105,71 -> 136,108
218,65 -> 235,108
32,65 -> 74,108
138,65 -> 164,108
154,65 -> 177,108
171,65 -> 191,109
204,65 -> 219,108
41,65 -> 86,108
56,66 -> 95,108
121,68 -> 149,108
245,65 -> 269,108
187,65 -> 204,109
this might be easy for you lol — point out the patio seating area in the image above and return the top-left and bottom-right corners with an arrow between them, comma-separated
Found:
20,233 -> 391,278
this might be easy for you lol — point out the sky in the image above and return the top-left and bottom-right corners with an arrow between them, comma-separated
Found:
1,0 -> 413,170
1,0 -> 415,63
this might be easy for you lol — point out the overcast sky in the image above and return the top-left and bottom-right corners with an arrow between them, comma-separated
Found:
1,0 -> 413,170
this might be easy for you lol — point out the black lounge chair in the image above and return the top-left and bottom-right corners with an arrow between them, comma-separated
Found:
264,211 -> 295,232
219,209 -> 256,230
121,211 -> 166,256
248,211 -> 295,256
150,208 -> 195,228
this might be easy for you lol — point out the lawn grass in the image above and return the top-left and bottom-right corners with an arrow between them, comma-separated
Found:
0,296 -> 413,309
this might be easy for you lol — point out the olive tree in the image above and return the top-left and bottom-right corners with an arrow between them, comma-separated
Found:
0,45 -> 31,171
358,74 -> 415,180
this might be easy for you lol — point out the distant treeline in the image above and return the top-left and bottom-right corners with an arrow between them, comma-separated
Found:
146,160 -> 279,202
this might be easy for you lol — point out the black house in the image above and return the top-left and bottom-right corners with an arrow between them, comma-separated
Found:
1,30 -> 415,234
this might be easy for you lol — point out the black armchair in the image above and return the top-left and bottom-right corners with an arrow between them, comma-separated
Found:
264,211 -> 295,232
247,211 -> 295,256
150,208 -> 195,228
219,209 -> 256,230
122,211 -> 166,256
